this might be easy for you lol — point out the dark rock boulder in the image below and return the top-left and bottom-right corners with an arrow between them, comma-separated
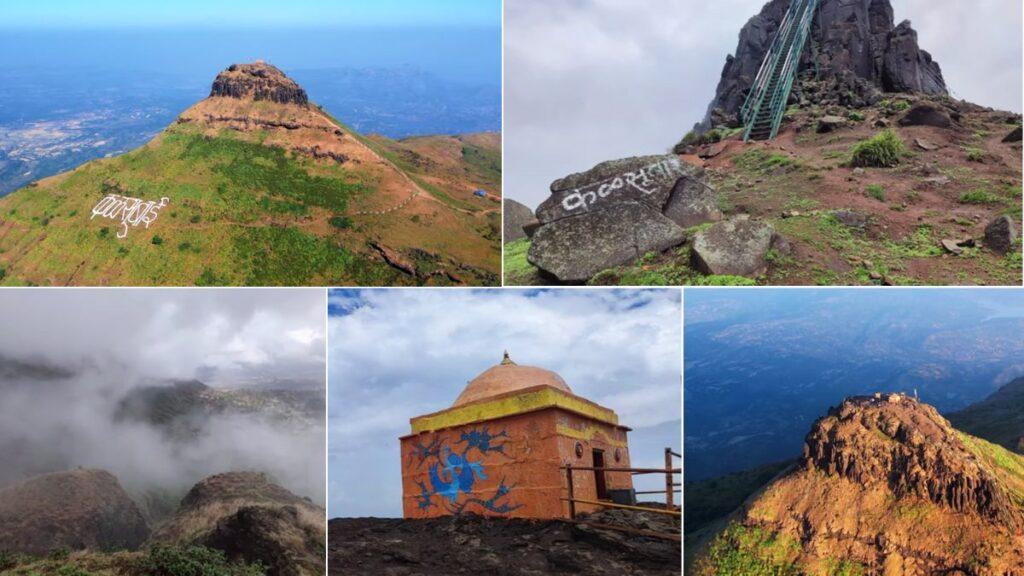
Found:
151,471 -> 324,576
537,155 -> 695,224
898,103 -> 953,128
0,469 -> 150,555
691,216 -> 777,277
1003,125 -> 1023,143
201,505 -> 324,576
527,202 -> 687,283
816,115 -> 847,133
694,0 -> 947,134
503,199 -> 537,243
984,216 -> 1018,255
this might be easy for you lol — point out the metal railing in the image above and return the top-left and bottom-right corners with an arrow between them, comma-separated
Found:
559,447 -> 681,541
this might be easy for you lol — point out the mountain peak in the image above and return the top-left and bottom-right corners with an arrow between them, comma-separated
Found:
210,61 -> 309,106
804,393 -> 1022,528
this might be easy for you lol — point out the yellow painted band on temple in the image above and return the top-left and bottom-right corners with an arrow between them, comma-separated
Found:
411,387 -> 618,434
555,423 -> 628,448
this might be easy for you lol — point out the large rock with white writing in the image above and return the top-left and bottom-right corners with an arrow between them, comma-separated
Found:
691,216 -> 777,277
536,155 -> 695,224
527,202 -> 687,283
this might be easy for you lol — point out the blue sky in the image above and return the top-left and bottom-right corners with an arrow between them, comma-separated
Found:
327,289 -> 682,518
0,0 -> 499,28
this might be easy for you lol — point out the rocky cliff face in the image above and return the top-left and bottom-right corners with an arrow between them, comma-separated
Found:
210,62 -> 309,106
692,394 -> 1024,575
698,0 -> 947,131
804,394 -> 1022,529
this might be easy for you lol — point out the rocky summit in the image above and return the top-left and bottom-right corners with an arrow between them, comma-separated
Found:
691,394 -> 1024,575
698,0 -> 946,131
210,61 -> 309,106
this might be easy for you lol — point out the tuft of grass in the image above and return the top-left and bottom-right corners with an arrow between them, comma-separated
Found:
964,147 -> 986,162
958,189 -> 1001,205
849,129 -> 906,168
503,237 -> 542,286
734,149 -> 797,174
847,111 -> 865,122
328,216 -> 352,229
151,236 -> 164,246
866,184 -> 886,201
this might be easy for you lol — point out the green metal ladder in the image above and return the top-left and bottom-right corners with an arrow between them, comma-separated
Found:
740,0 -> 820,141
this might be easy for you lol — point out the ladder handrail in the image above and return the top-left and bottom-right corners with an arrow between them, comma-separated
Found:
739,5 -> 797,122
741,0 -> 819,141
766,0 -> 818,139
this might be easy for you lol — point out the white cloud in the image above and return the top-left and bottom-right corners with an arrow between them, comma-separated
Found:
505,0 -> 1022,210
327,288 -> 682,517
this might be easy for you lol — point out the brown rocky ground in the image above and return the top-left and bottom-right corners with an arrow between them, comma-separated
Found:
330,509 -> 680,576
690,94 -> 1022,285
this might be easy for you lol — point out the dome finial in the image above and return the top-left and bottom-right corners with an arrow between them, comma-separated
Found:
501,350 -> 516,365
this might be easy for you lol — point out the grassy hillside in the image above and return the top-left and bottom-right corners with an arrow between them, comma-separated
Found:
0,108 -> 500,286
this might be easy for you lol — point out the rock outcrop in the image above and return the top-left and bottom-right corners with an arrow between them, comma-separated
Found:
210,62 -> 309,106
803,394 -> 1023,529
697,0 -> 947,132
985,216 -> 1018,255
0,469 -> 150,555
693,395 -> 1024,575
152,472 -> 325,576
503,199 -> 537,242
526,155 -> 717,282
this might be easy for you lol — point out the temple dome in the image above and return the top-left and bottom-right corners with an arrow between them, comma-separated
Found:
452,352 -> 571,407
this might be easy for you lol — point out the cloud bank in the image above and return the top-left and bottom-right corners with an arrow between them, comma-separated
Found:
0,289 -> 326,506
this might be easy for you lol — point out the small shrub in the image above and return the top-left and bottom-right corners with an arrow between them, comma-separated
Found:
190,215 -> 201,223
48,548 -> 70,561
958,189 -> 1000,204
891,100 -> 911,112
0,267 -> 5,281
847,111 -> 865,122
964,147 -> 986,162
56,564 -> 94,576
0,549 -> 17,571
849,130 -> 906,168
178,242 -> 192,251
866,184 -> 886,201
151,236 -> 164,246
98,227 -> 110,238
138,545 -> 265,576
328,216 -> 352,229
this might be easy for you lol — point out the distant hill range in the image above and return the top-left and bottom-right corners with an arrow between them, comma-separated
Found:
686,386 -> 1024,574
0,62 -> 501,286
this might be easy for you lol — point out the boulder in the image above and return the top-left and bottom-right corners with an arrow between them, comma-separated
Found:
536,155 -> 694,224
527,202 -> 686,283
503,199 -> 537,243
832,210 -> 869,231
691,217 -> 777,277
1003,126 -> 1023,143
0,469 -> 150,555
816,116 -> 847,133
662,175 -> 722,229
984,216 -> 1018,255
899,103 -> 953,128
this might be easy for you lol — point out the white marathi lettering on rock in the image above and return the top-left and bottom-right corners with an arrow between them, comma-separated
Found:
560,158 -> 685,212
90,194 -> 170,238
